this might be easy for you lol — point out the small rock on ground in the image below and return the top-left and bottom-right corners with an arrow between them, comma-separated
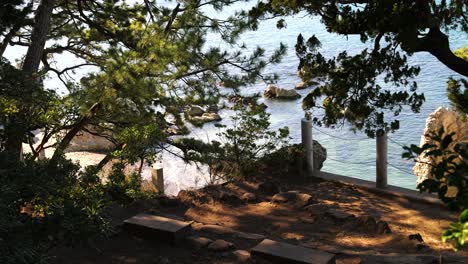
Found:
241,192 -> 257,203
207,239 -> 234,252
186,236 -> 213,250
233,250 -> 251,262
235,231 -> 266,240
325,209 -> 355,220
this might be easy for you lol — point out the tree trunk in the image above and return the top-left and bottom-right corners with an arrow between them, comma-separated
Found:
22,0 -> 56,75
414,27 -> 468,77
4,0 -> 56,161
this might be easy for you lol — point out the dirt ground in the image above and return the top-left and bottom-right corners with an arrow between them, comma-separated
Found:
50,176 -> 468,263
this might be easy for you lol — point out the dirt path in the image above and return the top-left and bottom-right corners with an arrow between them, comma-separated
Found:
51,176 -> 468,263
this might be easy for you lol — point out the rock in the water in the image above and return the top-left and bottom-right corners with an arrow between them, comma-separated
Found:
258,181 -> 280,195
295,81 -> 308,90
207,239 -> 234,251
264,84 -> 301,100
241,192 -> 257,203
413,107 -> 468,185
191,112 -> 222,123
207,105 -> 219,113
186,236 -> 213,250
233,250 -> 251,262
187,105 -> 205,116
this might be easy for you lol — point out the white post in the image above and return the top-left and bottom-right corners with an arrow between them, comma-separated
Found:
376,132 -> 388,188
301,117 -> 314,176
151,166 -> 165,194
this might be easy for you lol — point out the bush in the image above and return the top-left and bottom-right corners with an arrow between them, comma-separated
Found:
0,155 -> 112,263
403,127 -> 467,250
106,162 -> 147,204
174,103 -> 290,181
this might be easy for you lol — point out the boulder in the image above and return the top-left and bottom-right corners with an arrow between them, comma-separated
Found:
264,84 -> 301,100
187,105 -> 205,116
413,107 -> 468,185
295,81 -> 308,90
66,126 -> 116,152
313,140 -> 327,170
191,112 -> 222,123
295,80 -> 319,90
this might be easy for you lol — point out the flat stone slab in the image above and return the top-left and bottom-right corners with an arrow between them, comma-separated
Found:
124,213 -> 191,243
251,239 -> 335,264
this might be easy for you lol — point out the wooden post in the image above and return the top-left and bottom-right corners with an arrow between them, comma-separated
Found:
301,118 -> 314,176
376,132 -> 388,188
151,167 -> 165,194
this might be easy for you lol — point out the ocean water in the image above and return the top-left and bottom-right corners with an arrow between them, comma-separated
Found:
4,3 -> 466,195
162,6 -> 467,195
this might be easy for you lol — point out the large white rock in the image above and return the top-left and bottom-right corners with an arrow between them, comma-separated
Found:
413,107 -> 468,185
264,84 -> 301,100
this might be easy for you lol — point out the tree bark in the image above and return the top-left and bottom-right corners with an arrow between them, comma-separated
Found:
4,0 -> 56,161
22,0 -> 56,75
49,102 -> 100,166
419,28 -> 468,77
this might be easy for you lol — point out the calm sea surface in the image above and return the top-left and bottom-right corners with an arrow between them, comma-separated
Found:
5,4 -> 466,195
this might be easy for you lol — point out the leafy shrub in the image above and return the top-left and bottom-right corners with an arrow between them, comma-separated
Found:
174,103 -> 290,181
403,127 -> 467,250
442,209 -> 468,251
106,162 -> 147,204
0,155 -> 112,263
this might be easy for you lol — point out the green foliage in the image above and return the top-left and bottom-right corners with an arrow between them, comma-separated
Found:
403,128 -> 467,211
454,47 -> 468,61
0,156 -> 112,264
403,128 -> 468,250
296,34 -> 424,137
216,103 -> 290,177
105,162 -> 147,204
174,103 -> 290,181
447,78 -> 468,119
246,0 -> 468,136
442,209 -> 468,251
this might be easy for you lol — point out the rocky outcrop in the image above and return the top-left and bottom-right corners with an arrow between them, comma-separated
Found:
295,80 -> 319,90
186,105 -> 222,124
264,84 -> 301,100
312,140 -> 327,170
187,105 -> 205,116
66,126 -> 116,152
413,107 -> 468,184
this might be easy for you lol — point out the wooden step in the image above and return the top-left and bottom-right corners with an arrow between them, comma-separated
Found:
124,213 -> 191,243
251,239 -> 335,264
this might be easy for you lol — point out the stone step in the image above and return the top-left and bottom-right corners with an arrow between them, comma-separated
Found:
124,213 -> 192,243
251,239 -> 336,264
